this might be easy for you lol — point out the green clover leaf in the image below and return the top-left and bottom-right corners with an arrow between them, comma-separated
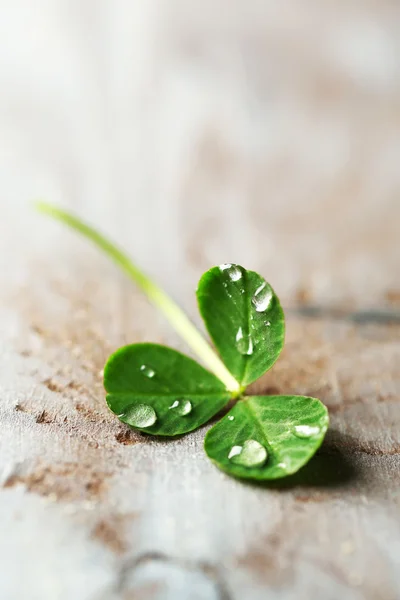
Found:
36,202 -> 329,481
197,264 -> 285,387
205,395 -> 328,480
105,343 -> 230,436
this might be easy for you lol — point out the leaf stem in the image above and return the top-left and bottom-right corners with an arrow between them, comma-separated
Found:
34,201 -> 241,394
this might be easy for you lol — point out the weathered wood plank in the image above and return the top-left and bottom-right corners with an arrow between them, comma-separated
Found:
1,260 -> 399,599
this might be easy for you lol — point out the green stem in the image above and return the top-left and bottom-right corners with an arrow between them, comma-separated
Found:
34,201 -> 241,394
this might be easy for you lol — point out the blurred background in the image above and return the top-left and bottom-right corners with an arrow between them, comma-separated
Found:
0,0 -> 399,308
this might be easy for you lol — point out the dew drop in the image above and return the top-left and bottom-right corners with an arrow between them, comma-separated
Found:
228,415 -> 235,421
236,327 -> 253,355
293,424 -> 321,438
219,263 -> 242,282
228,445 -> 242,459
229,440 -> 268,467
121,404 -> 157,428
219,263 -> 232,271
140,365 -> 155,378
265,321 -> 271,327
169,399 -> 192,416
228,266 -> 242,281
252,283 -> 273,312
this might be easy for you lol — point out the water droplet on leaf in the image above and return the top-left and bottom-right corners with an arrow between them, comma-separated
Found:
293,424 -> 321,438
228,445 -> 242,459
229,440 -> 268,467
265,321 -> 271,327
140,365 -> 155,378
236,327 -> 253,355
169,399 -> 192,416
219,263 -> 242,281
121,404 -> 157,428
252,283 -> 273,312
228,266 -> 242,281
228,415 -> 235,421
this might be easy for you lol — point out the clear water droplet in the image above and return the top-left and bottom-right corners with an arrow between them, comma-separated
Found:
219,263 -> 232,271
140,365 -> 155,378
236,327 -> 253,355
228,445 -> 242,459
265,321 -> 271,327
228,266 -> 242,281
121,404 -> 157,428
293,424 -> 321,438
277,462 -> 287,469
169,399 -> 192,416
228,415 -> 235,421
252,283 -> 273,312
219,263 -> 242,281
229,440 -> 268,467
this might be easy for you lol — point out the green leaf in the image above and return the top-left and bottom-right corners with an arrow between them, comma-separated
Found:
35,203 -> 330,481
104,343 -> 231,436
204,395 -> 329,480
197,264 -> 285,387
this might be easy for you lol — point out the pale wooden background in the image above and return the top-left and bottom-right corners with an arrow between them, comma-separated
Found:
0,2 -> 399,599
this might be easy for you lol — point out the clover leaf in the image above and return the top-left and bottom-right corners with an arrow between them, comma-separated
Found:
204,395 -> 328,480
105,343 -> 230,436
36,202 -> 329,481
197,264 -> 285,387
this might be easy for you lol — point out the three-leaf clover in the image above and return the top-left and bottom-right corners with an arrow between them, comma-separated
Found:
36,203 -> 329,481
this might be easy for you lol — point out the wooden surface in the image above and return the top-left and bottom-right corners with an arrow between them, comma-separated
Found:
1,2 -> 400,599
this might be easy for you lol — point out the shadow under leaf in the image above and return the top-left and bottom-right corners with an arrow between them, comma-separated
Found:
243,429 -> 360,491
